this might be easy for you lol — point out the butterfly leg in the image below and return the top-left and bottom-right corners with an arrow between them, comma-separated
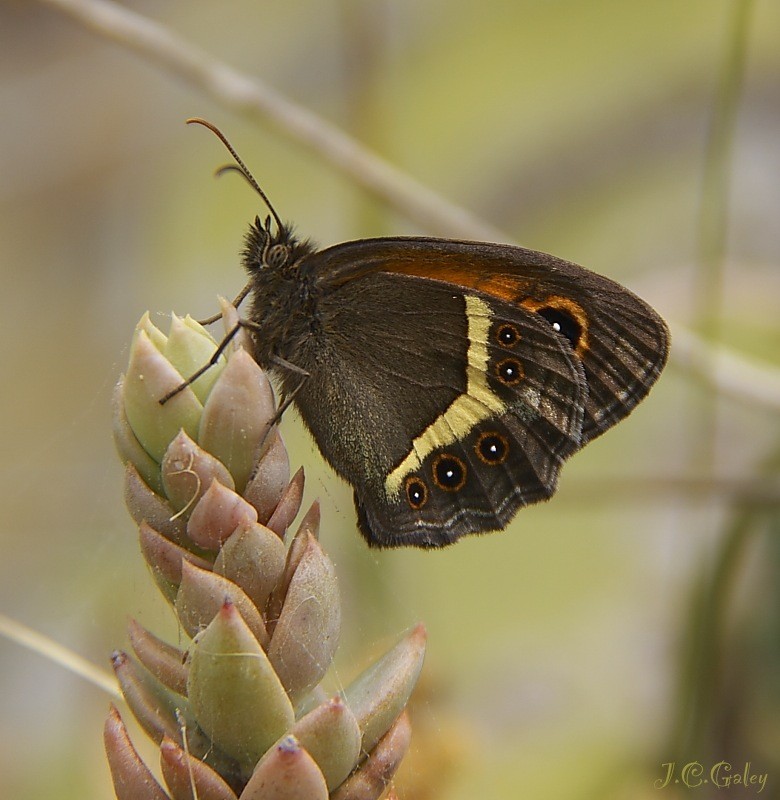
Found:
252,357 -> 310,450
197,281 -> 254,325
159,321 -> 244,404
268,355 -> 310,425
271,353 -> 310,377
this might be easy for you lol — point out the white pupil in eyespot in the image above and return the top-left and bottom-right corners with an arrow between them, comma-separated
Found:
552,321 -> 561,332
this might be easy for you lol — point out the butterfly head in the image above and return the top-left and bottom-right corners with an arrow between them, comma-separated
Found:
242,215 -> 316,280
240,213 -> 319,371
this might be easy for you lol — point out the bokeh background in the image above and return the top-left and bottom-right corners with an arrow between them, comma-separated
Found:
1,1 -> 779,798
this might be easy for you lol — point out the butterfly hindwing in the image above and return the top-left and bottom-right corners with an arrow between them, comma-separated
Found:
356,406 -> 582,548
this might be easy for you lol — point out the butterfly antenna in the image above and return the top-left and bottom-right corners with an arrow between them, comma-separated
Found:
186,117 -> 285,233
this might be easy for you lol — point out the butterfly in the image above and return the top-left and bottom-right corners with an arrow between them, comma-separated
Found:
181,119 -> 669,549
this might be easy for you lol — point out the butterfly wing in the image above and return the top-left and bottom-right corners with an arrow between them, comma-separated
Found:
314,237 -> 669,444
292,267 -> 587,547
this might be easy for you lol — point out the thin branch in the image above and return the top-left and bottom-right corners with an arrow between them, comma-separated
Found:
38,0 -> 780,416
692,0 -> 754,468
670,323 -> 780,415
39,0 -> 507,242
0,612 -> 121,698
696,0 -> 753,338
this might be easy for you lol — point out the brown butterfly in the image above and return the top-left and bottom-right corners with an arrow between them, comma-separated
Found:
183,119 -> 669,548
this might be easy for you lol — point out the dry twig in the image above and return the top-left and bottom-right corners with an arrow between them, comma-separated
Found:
37,0 -> 780,416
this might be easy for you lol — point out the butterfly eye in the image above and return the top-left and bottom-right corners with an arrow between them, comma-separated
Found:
432,454 -> 467,492
475,431 -> 509,465
405,477 -> 428,509
496,357 -> 524,385
536,306 -> 583,349
267,244 -> 290,268
496,324 -> 520,347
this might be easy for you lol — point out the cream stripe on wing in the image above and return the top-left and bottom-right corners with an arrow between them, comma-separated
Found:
385,295 -> 506,499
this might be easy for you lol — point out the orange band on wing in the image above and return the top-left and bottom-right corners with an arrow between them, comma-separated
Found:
387,261 -> 530,303
386,261 -> 590,355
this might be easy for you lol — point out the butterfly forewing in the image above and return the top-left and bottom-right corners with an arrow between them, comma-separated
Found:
315,237 -> 669,442
570,286 -> 669,442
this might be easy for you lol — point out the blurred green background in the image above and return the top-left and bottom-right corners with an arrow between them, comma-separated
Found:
1,1 -> 778,798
